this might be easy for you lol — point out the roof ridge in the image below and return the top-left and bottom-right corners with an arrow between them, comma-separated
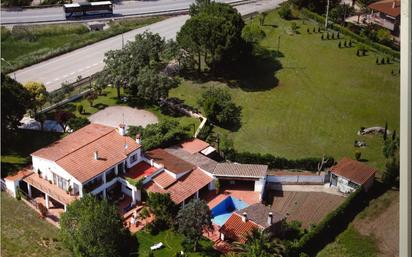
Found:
55,127 -> 117,162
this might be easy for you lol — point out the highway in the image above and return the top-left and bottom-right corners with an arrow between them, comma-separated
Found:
11,0 -> 284,92
1,0 -> 241,24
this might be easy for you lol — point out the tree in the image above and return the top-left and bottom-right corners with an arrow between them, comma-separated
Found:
278,4 -> 292,19
87,91 -> 98,107
354,150 -> 361,161
233,228 -> 285,257
198,87 -> 242,130
1,73 -> 32,140
67,117 -> 90,131
338,41 -> 342,48
242,23 -> 266,43
77,104 -> 84,114
382,156 -> 399,187
60,195 -> 131,257
127,120 -> 191,150
24,81 -> 48,114
54,110 -> 74,132
177,199 -> 211,252
147,192 -> 178,227
177,1 -> 246,72
376,28 -> 392,45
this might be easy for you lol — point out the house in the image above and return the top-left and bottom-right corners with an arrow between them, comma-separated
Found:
329,157 -> 377,193
219,203 -> 285,243
368,0 -> 400,35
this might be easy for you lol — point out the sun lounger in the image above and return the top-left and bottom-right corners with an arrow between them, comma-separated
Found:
150,242 -> 163,251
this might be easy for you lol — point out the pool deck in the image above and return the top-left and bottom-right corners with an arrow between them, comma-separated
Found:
204,189 -> 261,209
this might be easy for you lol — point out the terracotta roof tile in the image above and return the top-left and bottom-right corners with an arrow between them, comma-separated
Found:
4,166 -> 34,181
330,157 -> 377,185
124,162 -> 158,181
179,139 -> 210,154
145,168 -> 213,204
145,149 -> 194,174
235,203 -> 284,228
152,171 -> 176,189
219,213 -> 261,243
164,146 -> 218,173
369,0 -> 400,17
213,163 -> 268,178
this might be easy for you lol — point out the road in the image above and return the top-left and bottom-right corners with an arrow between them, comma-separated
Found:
1,0 -> 241,24
12,0 -> 284,92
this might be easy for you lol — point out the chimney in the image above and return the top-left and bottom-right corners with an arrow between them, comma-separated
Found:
267,212 -> 273,226
94,151 -> 99,160
241,212 -> 248,223
392,1 -> 396,8
136,133 -> 141,144
150,159 -> 154,166
118,124 -> 126,136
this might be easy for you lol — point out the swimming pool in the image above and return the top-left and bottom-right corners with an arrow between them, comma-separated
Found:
211,196 -> 249,226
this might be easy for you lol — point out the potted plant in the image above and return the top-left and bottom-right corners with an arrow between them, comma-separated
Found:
37,170 -> 42,178
214,179 -> 220,194
67,185 -> 73,195
49,180 -> 52,184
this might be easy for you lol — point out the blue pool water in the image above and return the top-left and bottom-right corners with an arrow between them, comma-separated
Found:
211,196 -> 249,226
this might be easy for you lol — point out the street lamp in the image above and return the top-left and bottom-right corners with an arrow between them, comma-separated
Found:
1,57 -> 16,80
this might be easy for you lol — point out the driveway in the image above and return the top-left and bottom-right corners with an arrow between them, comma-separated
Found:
88,106 -> 158,129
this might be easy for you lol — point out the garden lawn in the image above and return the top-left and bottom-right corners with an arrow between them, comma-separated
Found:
170,9 -> 400,172
136,229 -> 220,257
0,192 -> 73,257
0,16 -> 164,73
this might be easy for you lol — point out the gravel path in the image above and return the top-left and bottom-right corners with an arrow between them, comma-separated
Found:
88,106 -> 158,128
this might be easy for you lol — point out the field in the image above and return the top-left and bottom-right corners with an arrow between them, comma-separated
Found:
267,191 -> 345,228
136,229 -> 220,257
317,190 -> 399,257
0,16 -> 164,73
0,192 -> 73,257
170,9 -> 400,172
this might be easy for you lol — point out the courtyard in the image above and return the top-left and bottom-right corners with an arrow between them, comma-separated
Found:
88,106 -> 159,128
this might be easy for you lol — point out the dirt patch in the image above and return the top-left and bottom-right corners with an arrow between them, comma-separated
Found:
268,190 -> 345,228
88,106 -> 158,128
353,190 -> 399,257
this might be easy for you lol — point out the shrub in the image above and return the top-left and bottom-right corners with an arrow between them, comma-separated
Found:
344,40 -> 347,47
279,4 -> 292,20
312,27 -> 316,33
356,49 -> 360,56
338,41 -> 341,48
376,57 -> 379,64
349,39 -> 352,47
290,22 -> 298,32
337,32 -> 340,39
386,57 -> 390,64
331,33 -> 334,39
67,117 -> 90,131
307,28 -> 310,33
321,34 -> 324,40
355,150 -> 362,160
38,202 -> 48,218
326,33 -> 330,40
381,58 -> 385,64
76,104 -> 83,114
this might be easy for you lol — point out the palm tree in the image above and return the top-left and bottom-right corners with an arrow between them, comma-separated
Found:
233,228 -> 286,257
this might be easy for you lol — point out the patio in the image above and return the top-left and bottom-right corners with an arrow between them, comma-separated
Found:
203,187 -> 261,209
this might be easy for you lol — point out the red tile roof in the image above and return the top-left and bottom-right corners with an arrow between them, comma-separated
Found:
56,129 -> 140,183
152,171 -> 176,189
124,162 -> 158,181
31,123 -> 115,161
145,149 -> 194,174
145,168 -> 213,204
4,166 -> 34,181
179,139 -> 210,154
220,213 -> 262,243
368,0 -> 400,17
213,163 -> 268,178
330,158 -> 377,185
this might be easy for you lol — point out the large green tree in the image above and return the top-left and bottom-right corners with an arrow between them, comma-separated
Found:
233,229 -> 285,257
23,81 -> 48,114
60,195 -> 131,257
198,87 -> 242,130
177,199 -> 211,252
1,73 -> 32,140
177,1 -> 246,72
147,192 -> 178,227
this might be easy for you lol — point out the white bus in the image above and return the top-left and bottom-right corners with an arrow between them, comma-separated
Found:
63,1 -> 113,19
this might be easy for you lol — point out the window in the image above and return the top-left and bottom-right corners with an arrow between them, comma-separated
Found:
118,162 -> 124,173
130,153 -> 137,163
52,173 -> 69,191
106,168 -> 116,182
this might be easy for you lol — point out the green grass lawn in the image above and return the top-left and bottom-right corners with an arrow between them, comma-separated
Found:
316,225 -> 379,257
136,229 -> 220,257
170,9 -> 399,172
0,192 -> 73,257
0,16 -> 164,73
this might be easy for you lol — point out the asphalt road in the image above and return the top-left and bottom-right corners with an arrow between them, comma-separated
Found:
1,0 -> 238,24
11,0 -> 284,92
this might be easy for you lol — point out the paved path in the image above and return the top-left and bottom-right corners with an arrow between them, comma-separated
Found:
88,106 -> 158,128
11,0 -> 285,92
270,183 -> 346,196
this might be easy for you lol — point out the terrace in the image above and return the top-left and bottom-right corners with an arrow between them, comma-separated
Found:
123,161 -> 159,182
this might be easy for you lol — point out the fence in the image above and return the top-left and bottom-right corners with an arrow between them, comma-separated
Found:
266,172 -> 327,186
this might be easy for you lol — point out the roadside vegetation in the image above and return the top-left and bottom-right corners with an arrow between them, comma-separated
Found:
1,192 -> 72,257
0,16 -> 165,73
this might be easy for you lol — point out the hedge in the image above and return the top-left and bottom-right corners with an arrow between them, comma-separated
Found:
300,8 -> 400,60
290,187 -> 367,256
225,151 -> 335,171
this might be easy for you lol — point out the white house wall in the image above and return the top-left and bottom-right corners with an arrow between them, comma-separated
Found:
266,174 -> 326,184
126,149 -> 141,168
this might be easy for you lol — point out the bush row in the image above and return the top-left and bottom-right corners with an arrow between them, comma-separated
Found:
225,151 -> 335,171
300,8 -> 400,59
290,187 -> 366,256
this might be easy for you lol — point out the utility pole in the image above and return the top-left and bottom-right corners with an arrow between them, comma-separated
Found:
325,0 -> 330,30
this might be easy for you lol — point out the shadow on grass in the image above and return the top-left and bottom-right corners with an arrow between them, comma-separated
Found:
94,103 -> 109,110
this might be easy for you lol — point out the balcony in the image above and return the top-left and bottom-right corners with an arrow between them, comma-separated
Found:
106,170 -> 117,183
83,177 -> 104,194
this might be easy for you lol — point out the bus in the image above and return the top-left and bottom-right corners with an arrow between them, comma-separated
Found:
63,1 -> 113,19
